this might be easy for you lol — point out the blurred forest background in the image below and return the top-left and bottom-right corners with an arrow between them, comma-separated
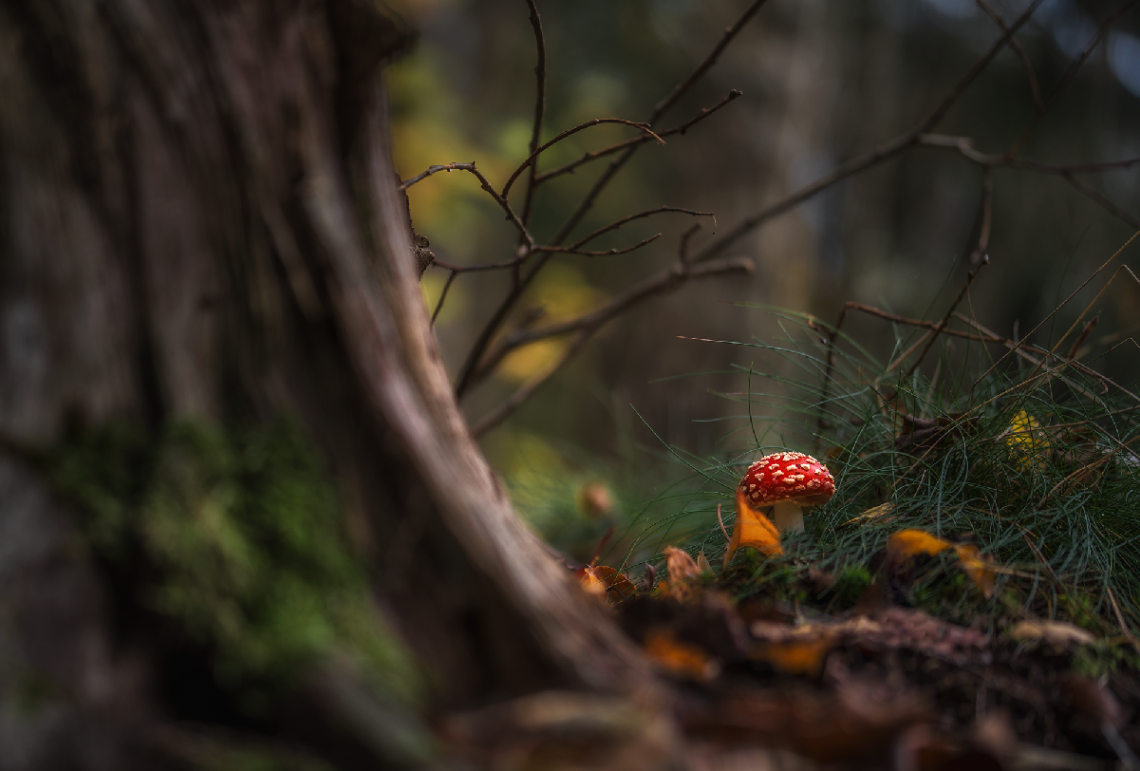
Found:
384,0 -> 1140,554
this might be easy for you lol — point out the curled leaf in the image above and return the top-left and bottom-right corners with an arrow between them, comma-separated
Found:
578,564 -> 637,604
664,546 -> 702,604
723,487 -> 783,567
952,543 -> 995,599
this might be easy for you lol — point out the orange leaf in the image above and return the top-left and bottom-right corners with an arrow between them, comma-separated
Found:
723,487 -> 783,567
578,564 -> 637,604
753,636 -> 837,677
953,544 -> 996,599
888,529 -> 997,599
643,629 -> 719,681
664,546 -> 702,603
886,529 -> 953,561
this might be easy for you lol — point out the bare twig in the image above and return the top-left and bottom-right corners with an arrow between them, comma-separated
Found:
651,0 -> 770,123
975,0 -> 1043,109
569,206 -> 714,251
431,269 -> 458,325
971,166 -> 993,265
520,0 -> 547,228
919,134 -> 1140,174
1005,0 -> 1139,161
902,254 -> 989,380
501,118 -> 665,202
469,257 -> 754,389
692,0 -> 1047,265
398,162 -> 534,246
535,233 -> 662,257
680,223 -> 703,266
456,2 -> 767,399
398,162 -> 476,191
1063,173 -> 1140,230
534,90 -> 743,186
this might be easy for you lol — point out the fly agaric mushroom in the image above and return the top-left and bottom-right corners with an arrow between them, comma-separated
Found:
739,451 -> 835,533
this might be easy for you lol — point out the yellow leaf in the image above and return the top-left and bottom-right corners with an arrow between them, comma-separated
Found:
753,636 -> 837,677
1005,410 -> 1050,471
723,487 -> 783,567
578,564 -> 637,605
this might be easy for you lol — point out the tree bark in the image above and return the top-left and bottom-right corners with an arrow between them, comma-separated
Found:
0,2 -> 658,768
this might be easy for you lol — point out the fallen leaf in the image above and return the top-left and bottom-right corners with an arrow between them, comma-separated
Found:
643,629 -> 720,681
886,528 -> 996,599
952,543 -> 996,599
753,636 -> 837,676
844,502 -> 896,526
1005,410 -> 1049,471
723,487 -> 783,567
696,551 -> 713,574
664,546 -> 702,603
1009,619 -> 1097,647
579,564 -> 637,604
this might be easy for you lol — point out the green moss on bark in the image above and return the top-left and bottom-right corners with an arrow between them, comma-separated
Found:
45,420 -> 421,707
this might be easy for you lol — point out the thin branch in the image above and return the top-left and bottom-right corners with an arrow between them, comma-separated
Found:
431,269 -> 458,324
534,90 -> 743,186
501,118 -> 665,202
456,1 -> 766,399
902,254 -> 989,381
680,223 -> 703,265
469,257 -> 754,389
520,0 -> 547,228
975,0 -> 1043,109
398,162 -> 475,191
1063,173 -> 1140,230
650,0 -> 770,123
535,233 -> 662,257
920,134 -> 1140,173
1005,0 -> 1139,161
692,0 -> 1047,265
397,161 -> 534,247
971,166 -> 993,265
569,206 -> 714,250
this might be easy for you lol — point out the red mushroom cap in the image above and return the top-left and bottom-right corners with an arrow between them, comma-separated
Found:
739,451 -> 835,509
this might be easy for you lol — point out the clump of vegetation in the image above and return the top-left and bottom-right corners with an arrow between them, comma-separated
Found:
45,420 -> 421,706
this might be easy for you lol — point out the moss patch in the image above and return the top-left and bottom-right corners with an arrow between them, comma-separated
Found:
45,420 -> 421,707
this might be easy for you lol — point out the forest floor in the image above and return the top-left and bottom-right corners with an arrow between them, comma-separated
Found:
442,539 -> 1140,771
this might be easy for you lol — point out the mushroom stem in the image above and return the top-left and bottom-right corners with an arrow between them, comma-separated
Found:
770,500 -> 805,533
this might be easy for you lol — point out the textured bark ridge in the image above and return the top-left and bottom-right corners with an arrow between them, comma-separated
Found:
0,2 -> 655,767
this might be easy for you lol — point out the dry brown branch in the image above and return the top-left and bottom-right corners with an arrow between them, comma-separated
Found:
501,118 -> 665,202
1005,0 -> 1139,161
902,254 -> 989,380
469,257 -> 754,390
535,233 -> 662,257
975,0 -> 1043,109
534,90 -> 743,186
569,207 -> 714,251
431,269 -> 458,324
919,134 -> 1140,173
520,0 -> 547,228
399,161 -> 534,246
398,161 -> 476,191
693,0 -> 1047,266
455,1 -> 767,399
1063,173 -> 1140,230
680,223 -> 703,266
971,166 -> 994,265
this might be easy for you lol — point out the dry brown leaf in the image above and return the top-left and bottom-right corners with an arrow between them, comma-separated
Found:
1009,619 -> 1097,647
643,629 -> 720,681
844,502 -> 896,526
579,564 -> 637,604
664,546 -> 702,604
723,487 -> 783,567
696,551 -> 713,574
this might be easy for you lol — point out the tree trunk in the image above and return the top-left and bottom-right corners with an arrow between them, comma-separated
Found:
0,2 -> 659,768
